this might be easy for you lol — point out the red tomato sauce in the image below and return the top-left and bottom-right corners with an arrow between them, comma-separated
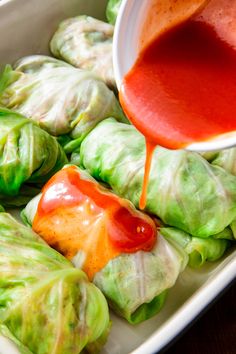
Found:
120,18 -> 236,208
139,141 -> 156,210
120,19 -> 236,149
33,166 -> 156,279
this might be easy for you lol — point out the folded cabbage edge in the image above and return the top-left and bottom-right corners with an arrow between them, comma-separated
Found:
0,212 -> 110,354
0,324 -> 33,354
160,227 -> 231,268
106,290 -> 167,325
106,0 -> 122,24
230,220 -> 236,240
0,64 -> 20,96
202,147 -> 236,177
129,291 -> 167,325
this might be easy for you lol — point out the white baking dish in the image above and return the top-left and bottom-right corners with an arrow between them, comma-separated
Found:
0,1 -> 235,353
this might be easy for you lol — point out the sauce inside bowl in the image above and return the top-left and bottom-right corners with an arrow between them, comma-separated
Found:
120,19 -> 236,149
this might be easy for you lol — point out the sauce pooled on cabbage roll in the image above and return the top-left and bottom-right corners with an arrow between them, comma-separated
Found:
33,166 -> 156,279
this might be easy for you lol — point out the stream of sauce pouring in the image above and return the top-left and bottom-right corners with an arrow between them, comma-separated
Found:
120,4 -> 236,209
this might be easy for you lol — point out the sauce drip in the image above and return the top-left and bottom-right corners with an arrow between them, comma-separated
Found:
139,141 -> 156,210
120,16 -> 236,209
33,166 -> 156,279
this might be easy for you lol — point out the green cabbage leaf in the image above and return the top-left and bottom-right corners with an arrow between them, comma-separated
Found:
0,107 -> 67,206
0,212 -> 110,354
106,0 -> 123,24
0,56 -> 126,153
51,16 -> 115,88
160,227 -> 231,268
202,148 -> 236,176
0,324 -> 33,354
80,118 -> 236,238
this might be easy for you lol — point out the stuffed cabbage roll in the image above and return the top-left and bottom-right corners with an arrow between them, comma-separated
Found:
50,16 -> 115,88
0,55 -> 126,153
0,108 -> 67,207
80,118 -> 236,238
0,212 -> 110,354
106,0 -> 122,24
160,227 -> 231,268
22,165 -> 187,324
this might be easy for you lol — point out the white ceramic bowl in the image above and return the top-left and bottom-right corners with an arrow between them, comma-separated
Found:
113,0 -> 236,152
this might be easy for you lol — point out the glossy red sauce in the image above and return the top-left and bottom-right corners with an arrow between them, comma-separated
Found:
120,20 -> 236,149
120,18 -> 236,209
139,141 -> 156,210
33,166 -> 156,279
